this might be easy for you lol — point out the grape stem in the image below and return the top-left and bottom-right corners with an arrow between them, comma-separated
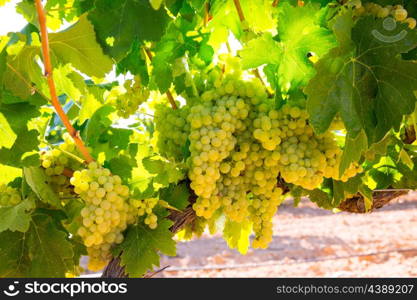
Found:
252,69 -> 273,98
272,0 -> 279,7
233,0 -> 245,23
143,48 -> 178,110
62,168 -> 74,178
34,0 -> 94,163
204,2 -> 210,27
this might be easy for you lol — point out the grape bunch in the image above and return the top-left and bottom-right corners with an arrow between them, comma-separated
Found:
353,1 -> 416,29
41,133 -> 83,197
155,57 -> 365,249
71,162 -> 136,271
185,73 -> 286,248
107,76 -> 150,118
187,75 -> 255,220
130,197 -> 159,229
154,103 -> 190,160
253,104 -> 362,189
0,185 -> 22,207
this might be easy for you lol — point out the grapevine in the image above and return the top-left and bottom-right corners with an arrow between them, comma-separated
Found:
0,0 -> 417,278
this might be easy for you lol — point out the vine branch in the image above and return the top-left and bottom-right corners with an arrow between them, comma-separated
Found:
253,69 -> 273,98
143,48 -> 178,110
233,0 -> 245,23
35,0 -> 94,163
204,2 -> 210,27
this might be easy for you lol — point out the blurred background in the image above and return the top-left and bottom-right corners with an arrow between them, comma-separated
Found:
155,195 -> 417,277
2,0 -> 416,278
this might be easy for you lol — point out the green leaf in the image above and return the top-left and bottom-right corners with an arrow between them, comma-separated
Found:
0,198 -> 34,233
142,156 -> 166,174
340,130 -> 367,176
85,105 -> 115,147
308,179 -> 333,209
88,0 -> 170,61
49,14 -> 113,78
239,33 -> 282,70
27,213 -> 75,277
108,155 -> 135,181
114,219 -> 176,277
0,103 -> 40,167
4,45 -> 43,99
0,230 -> 29,277
332,176 -> 362,207
276,3 -> 336,91
78,93 -> 102,124
53,64 -> 82,101
368,156 -> 401,189
159,182 -> 190,210
16,0 -> 38,27
399,148 -> 414,169
223,219 -> 252,255
208,0 -> 275,47
359,185 -> 373,212
0,111 -> 16,148
0,212 -> 76,277
23,167 -> 61,208
306,16 -> 417,143
116,40 -> 149,84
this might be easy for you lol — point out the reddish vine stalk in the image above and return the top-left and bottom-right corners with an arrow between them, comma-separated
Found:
35,0 -> 94,163
233,0 -> 245,22
204,2 -> 210,27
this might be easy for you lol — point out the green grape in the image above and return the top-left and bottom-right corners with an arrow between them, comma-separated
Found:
405,17 -> 417,29
0,184 -> 22,207
130,197 -> 159,229
188,76 -> 260,220
107,76 -> 150,118
41,133 -> 83,198
153,103 -> 190,160
393,8 -> 408,21
253,104 -> 362,190
186,73 -> 285,248
72,162 -> 136,271
376,7 -> 390,18
358,2 -> 415,30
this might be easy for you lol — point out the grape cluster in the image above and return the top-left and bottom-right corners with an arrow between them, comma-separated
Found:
41,133 -> 83,197
71,162 -> 136,271
153,54 -> 365,249
130,197 -> 158,229
353,1 -> 416,29
107,76 -> 150,118
254,104 -> 362,190
154,103 -> 190,160
0,185 -> 22,207
185,74 -> 286,248
183,72 -> 364,248
187,75 -> 255,220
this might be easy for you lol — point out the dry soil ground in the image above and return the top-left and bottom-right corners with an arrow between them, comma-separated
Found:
155,195 -> 417,277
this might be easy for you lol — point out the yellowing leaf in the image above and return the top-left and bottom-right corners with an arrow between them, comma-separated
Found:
223,219 -> 252,254
0,112 -> 16,149
0,164 -> 21,184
